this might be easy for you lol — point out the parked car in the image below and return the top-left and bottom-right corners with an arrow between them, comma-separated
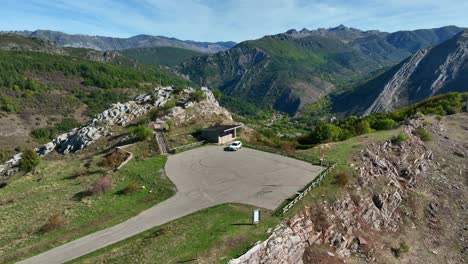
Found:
227,141 -> 242,151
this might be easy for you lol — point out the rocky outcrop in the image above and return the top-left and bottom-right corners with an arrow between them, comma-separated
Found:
229,119 -> 434,263
363,49 -> 429,115
363,30 -> 468,115
1,86 -> 231,177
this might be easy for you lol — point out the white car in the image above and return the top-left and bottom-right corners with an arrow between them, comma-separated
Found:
228,141 -> 242,151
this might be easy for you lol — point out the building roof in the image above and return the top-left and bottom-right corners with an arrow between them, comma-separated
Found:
203,124 -> 242,133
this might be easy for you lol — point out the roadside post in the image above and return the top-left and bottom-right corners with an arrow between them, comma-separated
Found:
253,209 -> 260,225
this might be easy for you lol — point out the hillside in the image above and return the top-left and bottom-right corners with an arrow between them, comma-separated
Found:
177,26 -> 464,115
333,29 -> 468,116
0,40 -> 192,153
120,47 -> 203,67
7,30 -> 236,53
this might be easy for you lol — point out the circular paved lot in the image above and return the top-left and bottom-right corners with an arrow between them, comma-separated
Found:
165,145 -> 323,210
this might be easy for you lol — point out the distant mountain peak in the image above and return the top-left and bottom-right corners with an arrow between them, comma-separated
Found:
7,30 -> 236,53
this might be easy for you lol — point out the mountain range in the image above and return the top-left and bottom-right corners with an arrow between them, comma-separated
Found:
1,25 -> 466,118
176,25 -> 465,115
4,30 -> 236,53
333,29 -> 468,116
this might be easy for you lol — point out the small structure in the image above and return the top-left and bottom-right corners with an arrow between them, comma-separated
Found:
201,124 -> 242,144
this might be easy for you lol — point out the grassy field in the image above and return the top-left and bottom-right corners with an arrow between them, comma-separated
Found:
72,204 -> 278,264
71,129 -> 400,263
0,142 -> 174,264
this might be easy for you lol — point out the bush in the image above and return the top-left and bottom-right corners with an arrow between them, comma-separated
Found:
301,123 -> 342,144
120,182 -> 141,195
173,84 -> 187,94
162,100 -> 176,111
372,118 -> 396,130
129,125 -> 153,141
334,171 -> 349,187
392,133 -> 408,144
39,215 -> 65,233
391,241 -> 410,258
212,88 -> 222,99
415,129 -> 431,141
191,89 -> 207,102
18,149 -> 40,172
148,108 -> 160,121
92,176 -> 112,194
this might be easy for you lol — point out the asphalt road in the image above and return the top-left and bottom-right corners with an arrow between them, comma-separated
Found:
18,146 -> 322,264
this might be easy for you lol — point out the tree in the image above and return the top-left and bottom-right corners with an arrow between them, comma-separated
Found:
129,125 -> 153,141
18,149 -> 40,172
354,119 -> 372,135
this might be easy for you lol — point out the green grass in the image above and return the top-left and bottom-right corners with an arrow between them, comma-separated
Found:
0,145 -> 174,264
72,204 -> 278,264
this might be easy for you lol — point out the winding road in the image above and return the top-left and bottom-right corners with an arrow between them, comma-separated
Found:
18,146 -> 322,264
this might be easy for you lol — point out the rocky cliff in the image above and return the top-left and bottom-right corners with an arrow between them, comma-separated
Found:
230,114 -> 468,263
334,30 -> 468,116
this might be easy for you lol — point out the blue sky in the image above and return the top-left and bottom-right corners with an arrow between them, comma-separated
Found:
1,0 -> 467,42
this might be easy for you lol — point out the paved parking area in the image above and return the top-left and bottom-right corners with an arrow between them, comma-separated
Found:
165,146 -> 323,210
19,146 -> 322,264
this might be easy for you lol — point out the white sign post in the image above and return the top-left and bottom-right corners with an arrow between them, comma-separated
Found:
253,209 -> 260,225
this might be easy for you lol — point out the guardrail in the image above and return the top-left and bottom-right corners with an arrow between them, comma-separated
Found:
273,163 -> 336,216
243,142 -> 334,167
243,142 -> 336,216
171,140 -> 206,153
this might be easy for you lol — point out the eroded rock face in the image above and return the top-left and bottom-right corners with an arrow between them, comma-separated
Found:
229,119 -> 434,263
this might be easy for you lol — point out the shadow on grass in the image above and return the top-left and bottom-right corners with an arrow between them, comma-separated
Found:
72,190 -> 93,201
230,223 -> 254,226
63,170 -> 106,180
177,258 -> 198,263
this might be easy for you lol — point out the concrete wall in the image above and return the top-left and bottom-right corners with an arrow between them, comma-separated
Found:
218,133 -> 234,144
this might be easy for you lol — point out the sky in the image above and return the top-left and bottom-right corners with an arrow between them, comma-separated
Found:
0,0 -> 467,42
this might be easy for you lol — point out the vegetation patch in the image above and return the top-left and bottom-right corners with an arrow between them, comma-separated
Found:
415,129 -> 432,141
391,241 -> 410,258
17,149 -> 40,172
391,133 -> 408,144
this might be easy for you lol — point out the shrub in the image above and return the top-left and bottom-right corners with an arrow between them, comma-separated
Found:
354,119 -> 372,135
173,84 -> 187,94
120,182 -> 141,195
392,133 -> 408,144
415,129 -> 431,141
18,149 -> 40,172
334,171 -> 349,187
162,100 -> 176,111
191,89 -> 207,102
302,123 -> 342,144
148,108 -> 160,121
372,118 -> 396,130
212,88 -> 222,99
129,125 -> 153,141
166,120 -> 174,131
39,215 -> 65,233
453,152 -> 465,158
391,242 -> 410,258
92,176 -> 112,194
